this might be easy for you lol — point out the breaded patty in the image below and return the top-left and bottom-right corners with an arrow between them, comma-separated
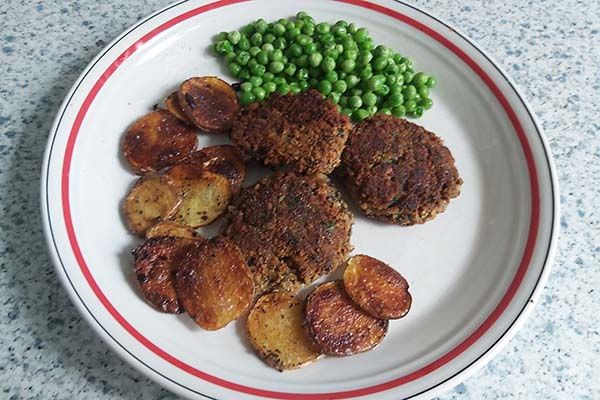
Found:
230,89 -> 351,175
222,172 -> 353,295
340,114 -> 462,225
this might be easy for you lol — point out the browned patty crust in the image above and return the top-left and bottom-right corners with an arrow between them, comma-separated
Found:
230,89 -> 351,175
222,172 -> 353,295
340,114 -> 462,225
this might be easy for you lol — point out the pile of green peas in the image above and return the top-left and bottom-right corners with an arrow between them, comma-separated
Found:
213,11 -> 436,121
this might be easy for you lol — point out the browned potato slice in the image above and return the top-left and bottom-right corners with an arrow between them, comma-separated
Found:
170,171 -> 232,228
145,221 -> 198,239
122,109 -> 198,173
247,292 -> 322,371
165,91 -> 192,124
305,281 -> 388,356
185,145 -> 246,194
164,161 -> 205,187
343,255 -> 412,320
178,77 -> 240,133
132,236 -> 198,313
175,237 -> 254,330
123,175 -> 181,236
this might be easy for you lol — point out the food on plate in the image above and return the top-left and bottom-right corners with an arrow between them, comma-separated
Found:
170,171 -> 232,228
145,221 -> 198,239
183,145 -> 246,194
178,76 -> 240,133
340,114 -> 462,225
175,237 -> 254,330
123,175 -> 182,236
164,91 -> 192,124
132,236 -> 201,313
222,172 -> 353,295
343,255 -> 412,319
304,281 -> 388,356
212,12 -> 436,120
122,109 -> 197,173
246,292 -> 322,371
230,89 -> 351,175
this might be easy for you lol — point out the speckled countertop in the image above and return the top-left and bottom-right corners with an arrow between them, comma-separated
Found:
0,0 -> 598,399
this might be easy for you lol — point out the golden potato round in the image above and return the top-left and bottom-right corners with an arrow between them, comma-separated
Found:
343,255 -> 412,320
178,77 -> 240,133
304,281 -> 388,356
132,237 -> 198,313
121,109 -> 197,173
123,175 -> 181,236
175,237 -> 254,330
165,91 -> 192,124
170,171 -> 232,228
247,292 -> 322,371
145,221 -> 199,239
185,145 -> 246,194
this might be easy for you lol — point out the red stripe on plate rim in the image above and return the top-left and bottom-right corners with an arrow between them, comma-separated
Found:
58,0 -> 541,398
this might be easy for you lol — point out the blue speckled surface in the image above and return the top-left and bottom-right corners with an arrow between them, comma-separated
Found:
0,1 -> 598,399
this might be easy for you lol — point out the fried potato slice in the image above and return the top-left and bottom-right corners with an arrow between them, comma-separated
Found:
123,175 -> 182,236
145,221 -> 199,239
164,161 -> 205,187
185,145 -> 246,194
343,255 -> 412,320
175,237 -> 254,330
305,281 -> 388,356
247,292 -> 322,371
132,236 -> 198,313
165,91 -> 192,124
169,171 -> 232,228
178,77 -> 240,133
122,109 -> 198,173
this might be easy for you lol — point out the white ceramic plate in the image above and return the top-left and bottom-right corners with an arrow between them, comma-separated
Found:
41,1 -> 559,399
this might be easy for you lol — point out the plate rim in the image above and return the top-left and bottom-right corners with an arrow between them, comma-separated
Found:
40,0 -> 560,399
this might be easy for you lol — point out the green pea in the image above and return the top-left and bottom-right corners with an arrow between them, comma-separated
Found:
235,51 -> 250,66
228,62 -> 242,77
309,77 -> 319,87
392,53 -> 403,64
277,83 -> 291,94
358,38 -> 373,51
316,22 -> 330,34
215,40 -> 233,55
335,44 -> 344,54
356,51 -> 372,66
420,98 -> 433,110
365,105 -> 378,115
321,57 -> 336,72
227,30 -> 241,45
240,91 -> 256,105
295,34 -> 311,46
328,92 -> 341,104
354,28 -> 369,43
362,92 -> 377,107
263,82 -> 277,93
285,43 -> 301,58
273,37 -> 287,50
250,32 -> 262,47
263,33 -> 275,44
302,23 -> 315,36
333,80 -> 347,93
239,69 -> 250,80
288,82 -> 300,95
251,62 -> 266,77
248,46 -> 261,57
240,82 -> 253,92
216,31 -> 228,41
375,84 -> 389,96
360,68 -> 373,80
373,45 -> 391,58
411,72 -> 427,87
304,43 -> 317,55
344,49 -> 358,61
352,108 -> 369,122
418,86 -> 430,98
296,68 -> 309,81
339,95 -> 348,106
410,106 -> 424,118
318,80 -> 332,95
255,19 -> 268,34
297,55 -> 309,68
268,49 -> 282,62
261,72 -> 273,82
345,74 -> 359,88
261,43 -> 274,52
271,23 -> 286,37
402,85 -> 417,99
247,76 -> 261,86
284,63 -> 297,76
238,36 -> 250,51
392,105 -> 406,117
256,51 -> 269,65
403,71 -> 414,83
372,56 -> 388,71
338,71 -> 347,80
333,25 -> 347,37
348,95 -> 363,109
342,108 -> 353,116
342,37 -> 357,50
269,61 -> 284,74
426,76 -> 436,88
251,87 -> 266,100
404,100 -> 417,112
296,11 -> 309,19
367,74 -> 385,91
323,70 -> 337,82
347,23 -> 357,34
386,64 -> 400,76
309,53 -> 323,68
379,108 -> 392,115
224,51 -> 237,62
298,80 -> 309,91
351,88 -> 363,97
287,27 -> 301,40
387,93 -> 404,107
323,49 -> 339,60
